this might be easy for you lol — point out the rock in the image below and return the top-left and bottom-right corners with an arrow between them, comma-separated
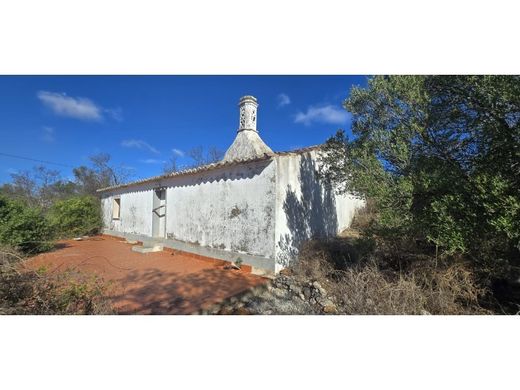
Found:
322,301 -> 337,314
224,262 -> 241,270
312,281 -> 327,296
316,296 -> 328,307
288,284 -> 302,296
303,286 -> 312,299
235,306 -> 251,315
279,268 -> 293,276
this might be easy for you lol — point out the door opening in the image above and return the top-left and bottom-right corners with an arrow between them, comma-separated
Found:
152,188 -> 166,238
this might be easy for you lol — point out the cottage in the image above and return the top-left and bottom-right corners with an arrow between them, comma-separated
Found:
98,96 -> 364,273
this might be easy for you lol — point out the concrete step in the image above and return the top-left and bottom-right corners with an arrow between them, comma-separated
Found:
132,244 -> 164,254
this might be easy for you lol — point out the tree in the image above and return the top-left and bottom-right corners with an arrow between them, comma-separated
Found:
73,153 -> 132,196
0,166 -> 77,209
163,155 -> 179,174
163,146 -> 224,174
207,146 -> 224,164
188,146 -> 205,167
321,75 -> 520,280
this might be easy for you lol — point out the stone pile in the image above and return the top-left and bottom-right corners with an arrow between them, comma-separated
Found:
198,273 -> 339,315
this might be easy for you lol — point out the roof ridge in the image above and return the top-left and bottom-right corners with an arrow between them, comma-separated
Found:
97,144 -> 323,193
96,154 -> 273,193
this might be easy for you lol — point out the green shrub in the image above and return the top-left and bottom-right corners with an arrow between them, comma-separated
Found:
48,195 -> 102,238
321,75 -> 520,283
0,195 -> 53,254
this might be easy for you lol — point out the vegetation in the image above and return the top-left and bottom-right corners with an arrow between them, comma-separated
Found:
292,238 -> 489,315
48,195 -> 103,238
163,145 -> 224,173
320,75 -> 520,312
0,195 -> 53,254
0,246 -> 111,314
0,152 -> 129,256
0,153 -> 127,314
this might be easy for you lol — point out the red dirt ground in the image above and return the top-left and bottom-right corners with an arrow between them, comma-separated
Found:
28,235 -> 267,314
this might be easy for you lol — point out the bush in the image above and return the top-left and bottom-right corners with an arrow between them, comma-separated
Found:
294,238 -> 490,315
48,195 -> 102,238
0,245 -> 112,315
321,76 -> 520,284
0,195 -> 53,254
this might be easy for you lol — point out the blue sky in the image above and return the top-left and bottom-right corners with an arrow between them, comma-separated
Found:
0,75 -> 367,183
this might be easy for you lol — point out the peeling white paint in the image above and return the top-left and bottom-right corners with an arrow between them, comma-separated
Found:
101,151 -> 363,272
100,95 -> 364,272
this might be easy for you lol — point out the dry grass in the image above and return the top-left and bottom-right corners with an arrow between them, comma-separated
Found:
334,262 -> 489,314
0,246 -> 113,315
293,240 -> 490,315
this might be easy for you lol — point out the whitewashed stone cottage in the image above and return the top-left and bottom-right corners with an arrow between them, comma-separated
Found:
98,96 -> 363,273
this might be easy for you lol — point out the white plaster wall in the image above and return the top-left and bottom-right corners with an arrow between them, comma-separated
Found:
100,151 -> 363,272
101,196 -> 112,228
164,159 -> 277,259
101,159 -> 277,260
335,192 -> 365,232
273,151 -> 364,271
101,187 -> 154,236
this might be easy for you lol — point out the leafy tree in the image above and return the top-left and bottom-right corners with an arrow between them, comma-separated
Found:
321,76 -> 520,280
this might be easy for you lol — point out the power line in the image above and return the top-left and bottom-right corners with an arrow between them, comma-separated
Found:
0,152 -> 73,168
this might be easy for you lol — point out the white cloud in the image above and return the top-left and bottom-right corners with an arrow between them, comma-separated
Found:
294,104 -> 350,126
172,148 -> 185,157
42,126 -> 55,143
277,93 -> 291,108
121,139 -> 160,154
105,107 -> 123,122
37,90 -> 122,121
139,158 -> 166,164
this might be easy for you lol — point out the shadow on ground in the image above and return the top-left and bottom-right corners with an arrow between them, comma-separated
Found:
112,266 -> 264,314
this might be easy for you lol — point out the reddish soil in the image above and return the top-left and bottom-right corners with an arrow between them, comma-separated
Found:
28,235 -> 267,314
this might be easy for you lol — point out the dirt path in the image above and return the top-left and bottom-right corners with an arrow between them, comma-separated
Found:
28,236 -> 267,314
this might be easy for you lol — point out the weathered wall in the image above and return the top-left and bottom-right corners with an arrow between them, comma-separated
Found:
101,188 -> 154,236
101,159 -> 277,261
273,151 -> 364,271
165,159 -> 276,259
100,151 -> 363,273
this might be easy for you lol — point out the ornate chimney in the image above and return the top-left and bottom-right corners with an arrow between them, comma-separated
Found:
223,95 -> 273,162
238,95 -> 258,132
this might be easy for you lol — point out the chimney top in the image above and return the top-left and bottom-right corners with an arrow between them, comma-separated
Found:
238,95 -> 258,133
223,95 -> 273,162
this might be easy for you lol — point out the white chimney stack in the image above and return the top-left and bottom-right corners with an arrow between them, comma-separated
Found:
223,95 -> 273,162
238,95 -> 258,132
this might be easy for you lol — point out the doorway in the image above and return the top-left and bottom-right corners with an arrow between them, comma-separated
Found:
152,188 -> 166,238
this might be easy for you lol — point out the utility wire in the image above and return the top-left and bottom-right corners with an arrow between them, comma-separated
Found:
0,152 -> 73,168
